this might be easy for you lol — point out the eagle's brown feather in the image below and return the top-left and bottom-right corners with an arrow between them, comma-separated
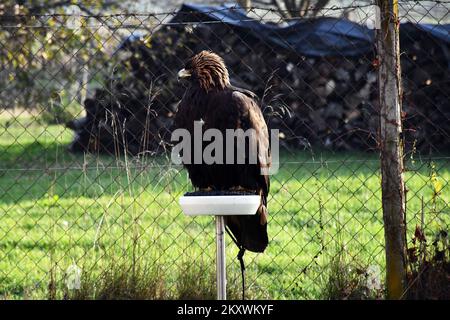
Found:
174,51 -> 270,253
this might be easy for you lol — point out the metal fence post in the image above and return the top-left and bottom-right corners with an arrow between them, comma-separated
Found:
376,0 -> 408,299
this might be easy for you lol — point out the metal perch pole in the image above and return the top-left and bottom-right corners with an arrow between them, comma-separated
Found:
179,193 -> 260,300
215,215 -> 227,300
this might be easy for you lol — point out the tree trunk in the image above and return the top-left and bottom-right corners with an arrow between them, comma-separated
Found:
376,0 -> 407,299
237,0 -> 252,12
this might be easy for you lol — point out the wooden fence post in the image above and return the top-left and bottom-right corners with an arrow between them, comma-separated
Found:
376,0 -> 407,299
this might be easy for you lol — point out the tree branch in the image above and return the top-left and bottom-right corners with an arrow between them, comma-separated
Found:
28,0 -> 73,14
271,0 -> 290,19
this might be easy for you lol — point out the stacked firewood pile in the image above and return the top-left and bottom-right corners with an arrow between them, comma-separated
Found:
400,28 -> 450,154
67,22 -> 449,155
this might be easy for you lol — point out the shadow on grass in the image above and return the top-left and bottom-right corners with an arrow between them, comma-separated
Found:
0,141 -> 78,167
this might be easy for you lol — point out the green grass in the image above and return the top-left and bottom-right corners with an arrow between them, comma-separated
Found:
0,112 -> 449,299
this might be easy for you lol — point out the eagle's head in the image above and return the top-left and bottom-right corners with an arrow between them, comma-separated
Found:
178,51 -> 230,91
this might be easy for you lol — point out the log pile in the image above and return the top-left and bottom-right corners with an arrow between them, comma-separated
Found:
67,22 -> 449,155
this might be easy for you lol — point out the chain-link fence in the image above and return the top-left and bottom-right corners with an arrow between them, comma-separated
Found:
0,0 -> 448,299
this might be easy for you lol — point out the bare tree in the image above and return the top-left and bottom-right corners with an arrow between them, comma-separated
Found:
237,0 -> 253,11
377,0 -> 407,299
253,0 -> 331,18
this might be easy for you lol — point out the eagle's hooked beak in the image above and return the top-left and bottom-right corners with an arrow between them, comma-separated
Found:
177,68 -> 191,81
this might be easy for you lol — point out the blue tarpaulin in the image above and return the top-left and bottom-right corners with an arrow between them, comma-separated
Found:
170,3 -> 450,58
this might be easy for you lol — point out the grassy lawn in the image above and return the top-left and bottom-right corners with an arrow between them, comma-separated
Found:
0,111 -> 449,299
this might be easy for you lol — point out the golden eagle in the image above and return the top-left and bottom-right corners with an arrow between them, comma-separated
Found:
174,51 -> 270,253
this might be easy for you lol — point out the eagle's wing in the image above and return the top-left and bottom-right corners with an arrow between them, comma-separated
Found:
231,90 -> 270,195
227,84 -> 258,100
224,90 -> 270,253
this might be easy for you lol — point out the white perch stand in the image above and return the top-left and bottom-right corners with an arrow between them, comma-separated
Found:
215,215 -> 226,300
179,194 -> 260,300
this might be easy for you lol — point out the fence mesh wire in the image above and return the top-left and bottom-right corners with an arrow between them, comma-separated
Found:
0,0 -> 448,299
